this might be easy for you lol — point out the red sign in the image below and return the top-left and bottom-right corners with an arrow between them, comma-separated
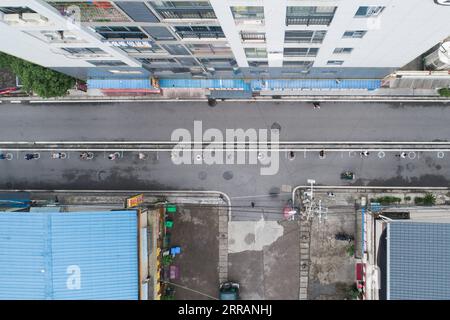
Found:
126,194 -> 144,208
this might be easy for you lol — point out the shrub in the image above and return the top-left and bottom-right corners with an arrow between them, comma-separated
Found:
438,87 -> 450,97
346,243 -> 355,257
162,255 -> 173,266
415,193 -> 436,206
423,193 -> 436,206
0,52 -> 76,98
375,196 -> 402,205
404,196 -> 411,201
346,283 -> 361,300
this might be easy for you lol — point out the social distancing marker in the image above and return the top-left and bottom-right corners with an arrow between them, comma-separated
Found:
349,151 -> 356,158
378,151 -> 385,158
408,152 -> 416,160
438,151 -> 445,159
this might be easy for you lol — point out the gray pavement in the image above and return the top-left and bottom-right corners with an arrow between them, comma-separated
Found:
1,101 -> 450,221
1,101 -> 450,141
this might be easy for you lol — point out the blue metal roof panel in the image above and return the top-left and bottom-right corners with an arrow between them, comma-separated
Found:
0,213 -> 47,299
87,79 -> 151,89
0,211 -> 138,300
387,221 -> 450,300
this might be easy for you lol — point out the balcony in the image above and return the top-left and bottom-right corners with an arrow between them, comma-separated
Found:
286,15 -> 334,26
176,31 -> 225,39
240,32 -> 266,43
47,1 -> 130,22
155,8 -> 216,20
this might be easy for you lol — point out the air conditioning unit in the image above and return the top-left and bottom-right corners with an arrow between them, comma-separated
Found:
21,13 -> 48,23
3,14 -> 22,24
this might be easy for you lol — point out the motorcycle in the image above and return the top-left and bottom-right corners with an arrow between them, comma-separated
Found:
25,153 -> 40,160
283,199 -> 298,221
108,152 -> 121,160
51,152 -> 67,159
0,153 -> 13,160
341,171 -> 355,180
79,152 -> 94,160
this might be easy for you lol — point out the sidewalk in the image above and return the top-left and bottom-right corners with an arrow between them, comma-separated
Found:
2,75 -> 449,102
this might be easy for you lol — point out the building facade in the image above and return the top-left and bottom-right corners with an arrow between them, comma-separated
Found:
1,0 -> 450,80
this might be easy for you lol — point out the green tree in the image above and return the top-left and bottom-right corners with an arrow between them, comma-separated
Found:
423,193 -> 436,206
0,52 -> 76,98
438,88 -> 450,97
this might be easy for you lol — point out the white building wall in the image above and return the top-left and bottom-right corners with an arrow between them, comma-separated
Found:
287,0 -> 450,68
210,0 -> 249,67
264,0 -> 287,67
0,0 -> 140,69
1,0 -> 450,77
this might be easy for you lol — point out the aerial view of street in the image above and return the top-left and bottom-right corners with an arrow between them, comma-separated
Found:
1,0 -> 450,313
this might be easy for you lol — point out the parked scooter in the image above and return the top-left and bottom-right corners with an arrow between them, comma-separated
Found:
51,152 -> 67,159
0,153 -> 13,160
79,152 -> 94,160
283,199 -> 298,221
25,153 -> 40,160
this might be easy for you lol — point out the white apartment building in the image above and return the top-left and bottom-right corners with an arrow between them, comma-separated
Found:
0,0 -> 449,80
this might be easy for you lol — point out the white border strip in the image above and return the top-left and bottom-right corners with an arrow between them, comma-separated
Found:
22,98 -> 450,103
0,141 -> 449,145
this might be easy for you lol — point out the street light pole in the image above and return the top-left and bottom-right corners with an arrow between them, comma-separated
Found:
307,179 -> 315,199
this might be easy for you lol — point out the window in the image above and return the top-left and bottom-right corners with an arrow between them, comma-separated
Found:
111,40 -> 163,53
286,6 -> 336,26
87,60 -> 127,66
283,61 -> 314,68
248,61 -> 268,67
284,47 -> 319,57
343,30 -> 367,38
355,6 -> 384,17
157,1 -> 212,8
138,58 -> 177,64
285,30 -> 326,43
0,6 -> 35,14
187,44 -> 231,55
174,26 -> 224,39
94,26 -> 147,39
200,58 -> 237,66
241,32 -> 266,42
244,48 -> 267,58
61,47 -> 106,55
152,1 -> 216,19
48,2 -> 130,22
333,47 -> 353,54
231,6 -> 264,20
327,60 -> 344,65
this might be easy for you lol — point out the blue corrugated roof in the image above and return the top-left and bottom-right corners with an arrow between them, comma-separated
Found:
87,79 -> 152,89
387,221 -> 450,300
0,211 -> 138,300
159,78 -> 251,90
158,78 -> 380,90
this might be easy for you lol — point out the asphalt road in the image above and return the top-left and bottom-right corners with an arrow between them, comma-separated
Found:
0,101 -> 449,220
1,101 -> 449,141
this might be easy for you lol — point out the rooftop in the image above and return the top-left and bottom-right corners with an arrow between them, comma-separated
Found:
387,221 -> 450,300
0,210 -> 138,300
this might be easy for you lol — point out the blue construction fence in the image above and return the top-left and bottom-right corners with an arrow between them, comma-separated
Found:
159,78 -> 381,91
87,78 -> 381,91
